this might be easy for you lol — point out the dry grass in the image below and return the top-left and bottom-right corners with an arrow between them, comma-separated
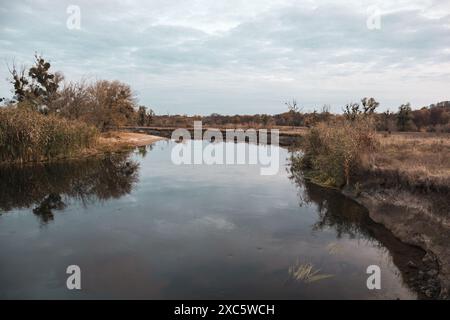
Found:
288,261 -> 334,283
371,132 -> 450,191
326,242 -> 342,255
295,121 -> 450,192
0,109 -> 162,165
0,108 -> 98,163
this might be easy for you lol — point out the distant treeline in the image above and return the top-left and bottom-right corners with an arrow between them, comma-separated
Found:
150,100 -> 450,132
1,54 -> 449,136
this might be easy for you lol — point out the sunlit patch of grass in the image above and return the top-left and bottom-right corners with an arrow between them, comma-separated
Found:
288,260 -> 334,283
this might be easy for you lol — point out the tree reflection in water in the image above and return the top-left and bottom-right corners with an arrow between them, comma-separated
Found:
288,161 -> 438,299
293,179 -> 375,239
0,153 -> 139,223
289,164 -> 381,238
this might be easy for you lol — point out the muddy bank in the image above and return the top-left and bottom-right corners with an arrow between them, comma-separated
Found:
343,187 -> 450,299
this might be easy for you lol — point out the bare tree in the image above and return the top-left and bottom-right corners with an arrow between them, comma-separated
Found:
361,97 -> 379,114
285,98 -> 300,113
285,98 -> 303,127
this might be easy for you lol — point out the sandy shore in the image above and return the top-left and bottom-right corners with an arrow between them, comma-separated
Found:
98,131 -> 165,148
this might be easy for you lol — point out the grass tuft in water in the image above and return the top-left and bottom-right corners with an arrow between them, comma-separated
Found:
288,260 -> 334,283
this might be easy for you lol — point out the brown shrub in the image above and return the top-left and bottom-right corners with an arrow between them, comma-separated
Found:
0,107 -> 98,163
296,119 -> 378,187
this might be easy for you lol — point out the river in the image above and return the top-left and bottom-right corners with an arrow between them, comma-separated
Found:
0,140 -> 421,299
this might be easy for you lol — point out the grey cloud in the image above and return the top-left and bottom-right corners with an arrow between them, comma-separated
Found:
1,0 -> 449,114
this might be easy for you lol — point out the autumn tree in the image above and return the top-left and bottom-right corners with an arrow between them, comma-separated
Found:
412,107 -> 430,131
378,109 -> 393,132
137,106 -> 154,126
9,54 -> 63,112
261,114 -> 270,127
53,81 -> 90,120
86,80 -> 137,130
397,103 -> 414,131
343,98 -> 379,123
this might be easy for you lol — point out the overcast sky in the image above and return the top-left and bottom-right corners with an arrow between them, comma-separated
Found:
1,0 -> 449,114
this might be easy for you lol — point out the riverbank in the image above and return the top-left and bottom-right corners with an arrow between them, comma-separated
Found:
356,133 -> 449,299
0,131 -> 165,166
332,132 -> 449,298
293,128 -> 450,299
345,133 -> 449,298
68,131 -> 166,160
299,172 -> 449,299
343,187 -> 449,299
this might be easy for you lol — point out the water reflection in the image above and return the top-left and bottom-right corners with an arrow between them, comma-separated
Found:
288,161 -> 432,299
0,153 -> 139,223
290,172 -> 376,239
0,141 -> 428,299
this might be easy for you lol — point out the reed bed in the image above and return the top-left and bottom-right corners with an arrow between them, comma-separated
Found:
0,108 -> 98,163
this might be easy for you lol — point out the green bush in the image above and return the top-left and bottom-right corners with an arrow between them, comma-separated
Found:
0,108 -> 98,163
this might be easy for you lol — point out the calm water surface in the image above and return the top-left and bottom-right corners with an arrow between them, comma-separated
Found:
0,140 -> 421,299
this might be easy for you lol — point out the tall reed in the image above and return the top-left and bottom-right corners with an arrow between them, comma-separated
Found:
0,108 -> 98,163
